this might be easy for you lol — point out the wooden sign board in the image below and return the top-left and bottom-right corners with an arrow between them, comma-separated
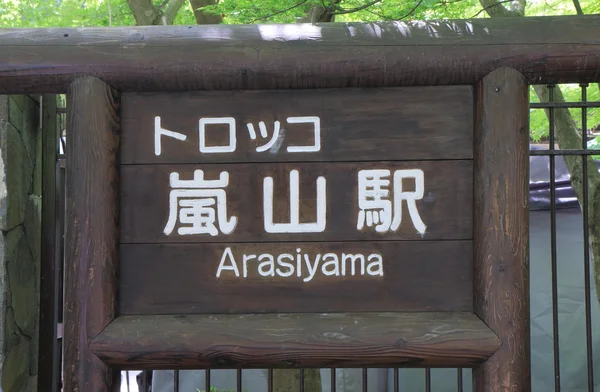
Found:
118,87 -> 475,315
62,68 -> 529,392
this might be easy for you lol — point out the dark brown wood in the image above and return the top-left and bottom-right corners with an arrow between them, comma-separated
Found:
119,240 -> 473,314
90,312 -> 501,369
120,86 -> 473,163
1,15 -> 600,93
63,77 -> 121,392
120,160 -> 473,243
38,94 -> 60,392
473,67 -> 530,391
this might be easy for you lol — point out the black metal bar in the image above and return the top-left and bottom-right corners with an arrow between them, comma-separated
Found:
237,369 -> 242,392
580,83 -> 595,392
142,371 -> 148,392
548,84 -> 562,392
529,149 -> 600,156
205,369 -> 211,392
425,368 -> 431,392
394,368 -> 399,392
362,368 -> 368,392
299,369 -> 305,392
530,101 -> 600,108
173,370 -> 179,392
268,369 -> 273,392
457,369 -> 463,392
331,368 -> 336,392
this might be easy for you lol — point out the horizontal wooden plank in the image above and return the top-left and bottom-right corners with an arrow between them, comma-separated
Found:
3,16 -> 598,47
2,16 -> 600,94
120,86 -> 473,163
3,43 -> 599,94
119,240 -> 473,314
120,161 -> 473,243
90,312 -> 501,369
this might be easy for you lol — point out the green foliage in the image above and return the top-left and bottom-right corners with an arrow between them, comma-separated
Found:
2,0 -> 600,28
529,84 -> 600,144
0,0 -> 136,27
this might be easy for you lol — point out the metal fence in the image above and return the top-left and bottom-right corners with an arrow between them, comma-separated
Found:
41,82 -> 600,392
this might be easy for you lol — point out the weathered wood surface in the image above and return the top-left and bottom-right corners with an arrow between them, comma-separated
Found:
121,87 -> 473,163
90,312 -> 501,369
473,67 -> 530,391
2,15 -> 600,93
120,160 -> 473,243
119,240 -> 473,314
38,94 -> 60,392
63,77 -> 121,392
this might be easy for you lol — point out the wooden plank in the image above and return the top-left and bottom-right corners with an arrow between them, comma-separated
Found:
90,312 -> 501,369
63,77 -> 121,392
119,161 -> 473,243
119,240 -> 473,315
38,94 -> 60,392
2,15 -> 598,47
1,16 -> 600,93
473,67 -> 530,391
120,87 -> 474,163
2,44 -> 599,94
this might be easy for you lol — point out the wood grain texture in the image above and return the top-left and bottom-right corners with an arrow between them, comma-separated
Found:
90,312 -> 501,369
38,94 -> 60,392
473,67 -> 530,391
63,77 -> 121,392
120,161 -> 473,243
120,87 -> 473,163
119,240 -> 473,314
2,15 -> 600,93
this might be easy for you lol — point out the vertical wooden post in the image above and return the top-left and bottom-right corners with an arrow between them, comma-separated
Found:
38,94 -> 60,392
473,67 -> 530,392
64,76 -> 121,391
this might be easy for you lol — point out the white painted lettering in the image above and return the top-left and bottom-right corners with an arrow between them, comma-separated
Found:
242,254 -> 256,278
303,254 -> 321,282
276,254 -> 295,277
215,248 -> 383,281
342,253 -> 365,276
357,168 -> 426,235
367,254 -> 384,276
258,254 -> 275,277
216,247 -> 240,277
199,117 -> 236,153
321,253 -> 340,276
285,116 -> 321,153
263,169 -> 326,233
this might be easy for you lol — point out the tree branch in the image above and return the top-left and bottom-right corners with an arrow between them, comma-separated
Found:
163,0 -> 187,23
397,0 -> 425,20
127,0 -> 158,25
189,0 -> 223,24
572,0 -> 584,14
249,0 -> 308,23
476,0 -> 525,17
331,0 -> 383,15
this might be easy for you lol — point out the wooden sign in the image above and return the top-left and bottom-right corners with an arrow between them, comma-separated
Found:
118,87 -> 474,315
59,68 -> 529,392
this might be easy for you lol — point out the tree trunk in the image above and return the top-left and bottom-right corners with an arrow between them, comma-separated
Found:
127,0 -> 186,25
478,0 -> 600,307
189,0 -> 223,24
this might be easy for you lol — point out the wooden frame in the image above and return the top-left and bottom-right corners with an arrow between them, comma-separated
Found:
2,14 -> 586,392
1,15 -> 600,93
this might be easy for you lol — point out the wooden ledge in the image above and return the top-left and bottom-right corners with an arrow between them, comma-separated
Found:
90,312 -> 500,369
